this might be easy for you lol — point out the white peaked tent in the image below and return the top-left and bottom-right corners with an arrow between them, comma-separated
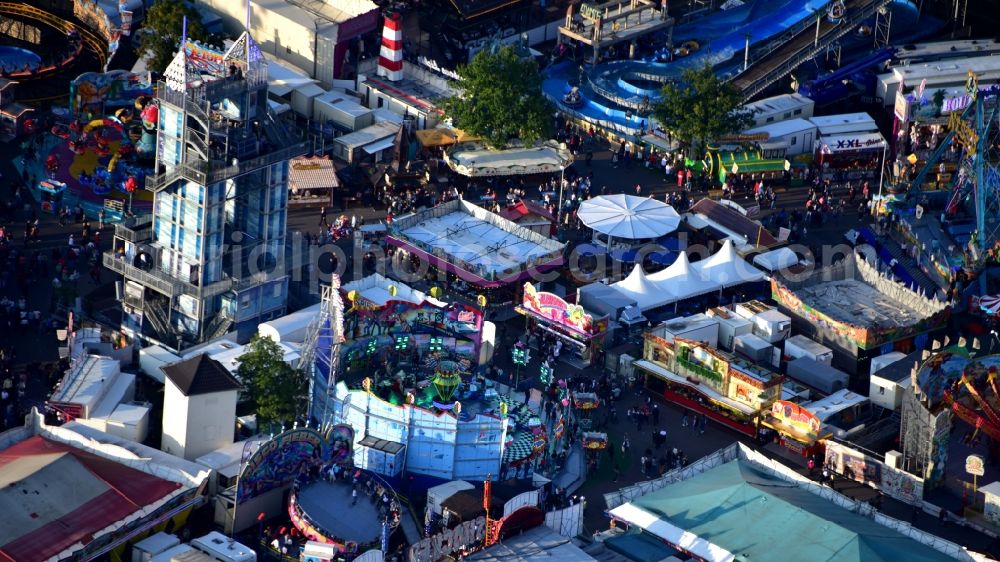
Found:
695,240 -> 767,287
613,264 -> 676,310
753,247 -> 799,273
648,251 -> 722,298
578,194 -> 681,240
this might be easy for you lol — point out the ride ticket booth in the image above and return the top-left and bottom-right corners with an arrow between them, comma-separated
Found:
38,179 -> 67,214
516,283 -> 608,368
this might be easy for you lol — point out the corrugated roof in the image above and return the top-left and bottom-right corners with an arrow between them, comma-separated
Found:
466,526 -> 596,562
687,199 -> 779,248
163,354 -> 242,397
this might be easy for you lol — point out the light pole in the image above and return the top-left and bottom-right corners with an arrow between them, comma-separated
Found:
556,165 -> 566,229
876,141 -> 888,213
510,344 -> 529,396
743,32 -> 750,71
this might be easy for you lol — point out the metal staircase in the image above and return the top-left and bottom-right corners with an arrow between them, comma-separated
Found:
143,296 -> 171,338
730,0 -> 893,100
205,311 -> 234,341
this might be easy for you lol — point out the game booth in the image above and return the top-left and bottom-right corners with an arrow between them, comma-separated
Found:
337,273 -> 485,382
515,283 -> 609,367
386,198 -> 566,308
635,335 -> 786,438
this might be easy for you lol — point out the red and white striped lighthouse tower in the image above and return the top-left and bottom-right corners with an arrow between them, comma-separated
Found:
377,13 -> 403,82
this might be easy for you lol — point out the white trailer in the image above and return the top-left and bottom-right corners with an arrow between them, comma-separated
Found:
783,335 -> 833,365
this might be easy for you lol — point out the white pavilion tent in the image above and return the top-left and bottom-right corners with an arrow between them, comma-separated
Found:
753,247 -> 799,273
648,251 -> 722,298
602,242 -> 766,312
612,264 -> 676,311
578,194 -> 681,242
694,240 -> 767,287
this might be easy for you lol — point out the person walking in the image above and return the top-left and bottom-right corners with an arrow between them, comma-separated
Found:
319,206 -> 328,227
98,208 -> 105,230
352,487 -> 359,506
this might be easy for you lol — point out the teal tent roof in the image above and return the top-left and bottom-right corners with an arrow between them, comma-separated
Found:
605,532 -> 682,562
618,459 -> 956,562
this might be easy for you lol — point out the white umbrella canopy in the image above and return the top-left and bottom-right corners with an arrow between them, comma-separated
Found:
578,194 -> 680,240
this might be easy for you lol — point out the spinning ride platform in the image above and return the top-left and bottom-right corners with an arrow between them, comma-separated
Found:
290,479 -> 388,547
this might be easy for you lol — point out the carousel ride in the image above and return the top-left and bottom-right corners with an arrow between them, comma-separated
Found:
944,357 -> 1000,443
916,344 -> 1000,459
37,96 -> 157,214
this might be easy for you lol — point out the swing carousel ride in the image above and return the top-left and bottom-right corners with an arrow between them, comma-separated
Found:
915,343 -> 1000,457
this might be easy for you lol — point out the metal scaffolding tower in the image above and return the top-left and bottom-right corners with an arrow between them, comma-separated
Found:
873,4 -> 892,48
299,280 -> 346,428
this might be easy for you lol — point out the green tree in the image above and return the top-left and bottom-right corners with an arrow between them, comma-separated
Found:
442,46 -> 553,149
652,64 -> 753,157
236,334 -> 308,428
137,0 -> 208,74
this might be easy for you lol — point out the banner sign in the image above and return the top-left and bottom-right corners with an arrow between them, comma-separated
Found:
237,428 -> 328,503
770,400 -> 821,439
819,132 -> 885,153
408,516 -> 486,562
520,283 -> 603,337
825,441 -> 924,504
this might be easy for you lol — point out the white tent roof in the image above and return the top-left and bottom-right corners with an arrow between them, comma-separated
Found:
753,247 -> 799,272
648,252 -> 722,298
342,273 -> 435,307
578,194 -> 680,239
444,141 -> 574,177
612,264 -> 676,311
694,240 -> 767,288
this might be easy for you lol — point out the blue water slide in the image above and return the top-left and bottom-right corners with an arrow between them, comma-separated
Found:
544,0 -> 921,136
544,0 -> 828,134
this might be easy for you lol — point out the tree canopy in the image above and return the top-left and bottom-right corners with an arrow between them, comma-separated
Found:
236,334 -> 308,428
652,64 -> 753,157
137,0 -> 208,74
442,46 -> 553,149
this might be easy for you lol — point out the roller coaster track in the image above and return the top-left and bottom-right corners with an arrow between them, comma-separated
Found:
0,2 -> 107,69
729,0 -> 892,100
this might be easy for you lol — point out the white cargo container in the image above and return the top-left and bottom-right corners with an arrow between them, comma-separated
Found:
783,335 -> 833,365
715,314 -> 752,352
734,334 -> 775,365
734,300 -> 773,320
751,309 -> 791,344
658,314 -> 720,349
786,357 -> 849,395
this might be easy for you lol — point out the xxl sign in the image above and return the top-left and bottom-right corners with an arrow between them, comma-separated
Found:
408,516 -> 486,562
834,137 -> 883,150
